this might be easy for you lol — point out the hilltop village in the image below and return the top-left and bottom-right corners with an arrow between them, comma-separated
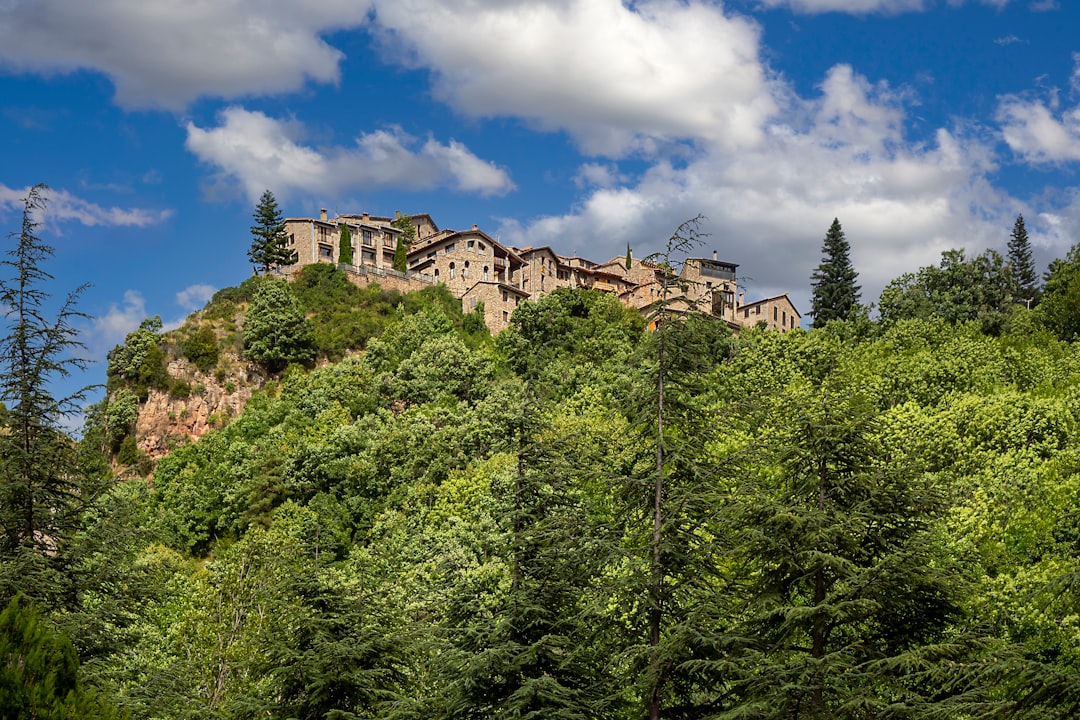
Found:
283,209 -> 801,334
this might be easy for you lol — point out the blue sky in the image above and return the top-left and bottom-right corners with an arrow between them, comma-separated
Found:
0,0 -> 1077,409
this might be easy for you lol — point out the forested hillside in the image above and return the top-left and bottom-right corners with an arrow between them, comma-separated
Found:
10,227 -> 1080,717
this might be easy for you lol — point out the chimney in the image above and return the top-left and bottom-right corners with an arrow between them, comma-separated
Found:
394,210 -> 401,220
320,208 -> 327,222
362,213 -> 369,223
739,292 -> 745,307
472,224 -> 478,231
712,250 -> 717,261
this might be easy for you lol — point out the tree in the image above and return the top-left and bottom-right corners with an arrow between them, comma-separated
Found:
392,214 -> 416,273
249,190 -> 297,273
243,279 -> 316,372
1035,242 -> 1080,340
338,223 -> 354,266
810,218 -> 860,327
715,385 -> 969,719
626,243 -> 632,270
878,248 -> 1013,335
1008,214 -> 1039,307
0,184 -> 93,555
0,596 -> 122,719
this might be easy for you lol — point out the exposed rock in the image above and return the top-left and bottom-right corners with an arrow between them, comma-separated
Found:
134,354 -> 261,459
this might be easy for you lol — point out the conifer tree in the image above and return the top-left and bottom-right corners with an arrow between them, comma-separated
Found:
0,184 -> 92,555
338,223 -> 353,266
1008,213 -> 1039,306
810,218 -> 861,327
626,243 -> 632,270
248,190 -> 297,273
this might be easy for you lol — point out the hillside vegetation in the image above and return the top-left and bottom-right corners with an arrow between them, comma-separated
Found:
10,234 -> 1080,717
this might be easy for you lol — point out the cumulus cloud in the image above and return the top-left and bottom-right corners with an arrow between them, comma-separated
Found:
84,290 -> 148,358
0,184 -> 172,227
371,0 -> 775,156
185,107 -> 515,201
497,64 -> 1010,316
997,56 -> 1080,164
176,284 -> 217,312
0,0 -> 372,109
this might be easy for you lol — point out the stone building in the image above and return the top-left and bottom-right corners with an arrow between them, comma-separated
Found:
281,209 -> 802,334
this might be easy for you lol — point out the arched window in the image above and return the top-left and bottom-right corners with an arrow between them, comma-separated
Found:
434,268 -> 440,281
464,261 -> 470,278
483,265 -> 489,281
449,262 -> 456,279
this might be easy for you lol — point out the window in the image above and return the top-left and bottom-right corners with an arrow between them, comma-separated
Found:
773,307 -> 778,322
464,261 -> 470,278
743,307 -> 749,318
384,233 -> 394,248
319,244 -> 333,259
445,243 -> 455,254
467,240 -> 475,252
362,229 -> 374,247
479,242 -> 486,252
434,269 -> 440,281
502,311 -> 508,322
782,311 -> 786,326
449,262 -> 456,279
502,291 -> 508,302
288,233 -> 295,246
483,266 -> 489,281
755,305 -> 761,315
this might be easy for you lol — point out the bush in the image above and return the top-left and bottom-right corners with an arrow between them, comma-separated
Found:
181,325 -> 220,372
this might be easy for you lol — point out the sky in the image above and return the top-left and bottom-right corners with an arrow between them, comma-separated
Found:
1,0 -> 1079,410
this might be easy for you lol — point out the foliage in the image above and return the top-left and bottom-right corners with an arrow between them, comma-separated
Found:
392,214 -> 416,273
1036,241 -> 1080,341
248,189 -> 297,273
243,279 -> 316,373
106,316 -> 168,398
339,222 -> 354,266
810,218 -> 861,327
879,248 -> 1014,334
0,597 -> 123,719
180,324 -> 219,373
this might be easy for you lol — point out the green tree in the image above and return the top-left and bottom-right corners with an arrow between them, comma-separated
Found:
249,190 -> 297,273
392,214 -> 416,273
810,218 -> 861,327
879,248 -> 1013,334
715,385 -> 969,719
0,597 -> 123,719
0,184 -> 93,554
338,223 -> 354,266
1008,214 -> 1039,307
1035,242 -> 1080,340
243,279 -> 316,372
626,243 -> 632,270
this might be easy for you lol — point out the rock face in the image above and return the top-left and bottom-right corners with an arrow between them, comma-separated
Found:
134,355 -> 261,459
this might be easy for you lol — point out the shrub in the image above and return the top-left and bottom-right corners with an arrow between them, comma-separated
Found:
181,325 -> 220,372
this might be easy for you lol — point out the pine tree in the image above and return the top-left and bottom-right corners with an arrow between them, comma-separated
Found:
248,190 -> 297,273
338,223 -> 353,266
1008,214 -> 1039,306
0,184 -> 92,555
810,218 -> 860,327
626,243 -> 632,270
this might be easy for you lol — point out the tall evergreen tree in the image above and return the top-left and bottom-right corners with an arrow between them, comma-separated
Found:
338,223 -> 354,266
248,190 -> 297,273
0,185 -> 92,556
810,218 -> 860,327
1008,213 -> 1039,306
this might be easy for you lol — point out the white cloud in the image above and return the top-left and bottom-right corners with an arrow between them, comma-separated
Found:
0,0 -> 372,109
84,290 -> 148,358
370,0 -> 775,156
997,98 -> 1080,163
497,64 -> 1011,317
0,184 -> 172,227
756,0 -> 1015,12
185,107 -> 515,201
176,284 -> 217,312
